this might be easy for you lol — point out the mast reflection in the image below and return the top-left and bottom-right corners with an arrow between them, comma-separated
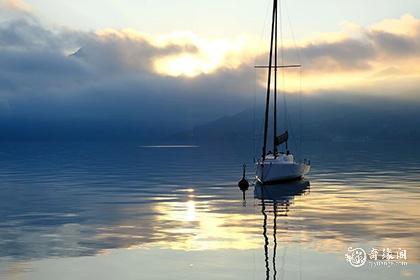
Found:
255,180 -> 310,280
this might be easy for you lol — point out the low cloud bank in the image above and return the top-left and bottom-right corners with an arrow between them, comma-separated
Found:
0,6 -> 419,141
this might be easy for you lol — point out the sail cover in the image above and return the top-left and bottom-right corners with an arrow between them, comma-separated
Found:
275,131 -> 289,146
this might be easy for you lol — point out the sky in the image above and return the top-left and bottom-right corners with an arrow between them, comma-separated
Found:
22,0 -> 420,38
0,0 -> 419,140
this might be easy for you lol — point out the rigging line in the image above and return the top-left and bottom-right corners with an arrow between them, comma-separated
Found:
284,0 -> 304,155
254,0 -> 271,160
260,0 -> 272,41
298,66 -> 303,155
253,54 -> 260,157
254,0 -> 272,161
284,0 -> 302,66
253,67 -> 257,159
279,0 -> 289,142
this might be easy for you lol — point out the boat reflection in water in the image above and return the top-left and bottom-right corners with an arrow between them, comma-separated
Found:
254,180 -> 310,280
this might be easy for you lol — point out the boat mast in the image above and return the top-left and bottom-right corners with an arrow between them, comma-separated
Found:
273,0 -> 278,157
262,0 -> 277,160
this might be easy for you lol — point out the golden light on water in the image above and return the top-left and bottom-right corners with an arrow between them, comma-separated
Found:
143,183 -> 420,263
185,200 -> 196,222
152,199 -> 260,251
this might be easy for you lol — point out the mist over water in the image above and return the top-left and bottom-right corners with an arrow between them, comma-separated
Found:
0,141 -> 419,279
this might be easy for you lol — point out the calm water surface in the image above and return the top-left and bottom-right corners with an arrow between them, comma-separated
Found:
0,141 -> 419,279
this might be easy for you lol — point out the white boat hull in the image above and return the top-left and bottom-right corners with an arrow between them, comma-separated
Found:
256,156 -> 310,184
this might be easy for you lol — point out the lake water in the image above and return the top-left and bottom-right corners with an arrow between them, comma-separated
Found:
0,141 -> 419,279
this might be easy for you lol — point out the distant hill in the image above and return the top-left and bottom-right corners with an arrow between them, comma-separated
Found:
2,93 -> 418,143
174,95 -> 420,144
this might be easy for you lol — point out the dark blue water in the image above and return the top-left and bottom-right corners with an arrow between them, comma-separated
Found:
0,141 -> 419,279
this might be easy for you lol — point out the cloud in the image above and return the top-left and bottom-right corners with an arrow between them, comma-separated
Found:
290,14 -> 420,70
370,14 -> 420,36
0,15 -> 256,140
249,14 -> 420,93
296,38 -> 374,71
368,30 -> 420,58
71,14 -> 420,94
0,9 -> 419,140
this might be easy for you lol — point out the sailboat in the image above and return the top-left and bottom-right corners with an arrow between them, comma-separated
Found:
256,0 -> 310,184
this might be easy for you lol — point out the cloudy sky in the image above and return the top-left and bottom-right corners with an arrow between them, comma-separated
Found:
0,0 -> 419,140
